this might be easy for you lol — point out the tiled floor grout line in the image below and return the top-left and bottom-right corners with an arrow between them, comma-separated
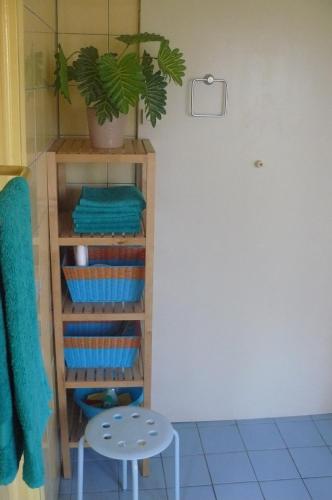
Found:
235,420 -> 267,500
273,420 -> 315,499
311,416 -> 332,455
274,420 -> 289,447
196,423 -> 218,500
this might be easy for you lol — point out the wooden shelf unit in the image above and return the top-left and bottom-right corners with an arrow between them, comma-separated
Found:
47,138 -> 155,478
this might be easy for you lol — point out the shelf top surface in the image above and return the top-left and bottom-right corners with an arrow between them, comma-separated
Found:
49,137 -> 155,160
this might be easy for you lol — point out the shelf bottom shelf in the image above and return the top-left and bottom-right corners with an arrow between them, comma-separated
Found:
65,352 -> 144,388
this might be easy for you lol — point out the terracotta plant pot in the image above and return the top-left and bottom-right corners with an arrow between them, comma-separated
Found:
87,108 -> 126,149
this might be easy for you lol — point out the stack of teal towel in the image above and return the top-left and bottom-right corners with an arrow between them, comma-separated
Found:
72,186 -> 146,234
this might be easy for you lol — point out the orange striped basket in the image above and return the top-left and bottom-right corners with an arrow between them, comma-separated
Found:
64,321 -> 141,368
62,246 -> 145,303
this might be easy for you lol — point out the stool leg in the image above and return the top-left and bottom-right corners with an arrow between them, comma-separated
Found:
132,459 -> 139,500
174,429 -> 180,500
77,437 -> 85,500
122,460 -> 128,490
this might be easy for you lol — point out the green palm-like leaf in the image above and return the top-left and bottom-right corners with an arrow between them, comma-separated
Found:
65,46 -> 119,123
93,96 -> 119,125
72,46 -> 103,106
54,44 -> 71,102
158,41 -> 186,85
98,53 -> 145,114
116,32 -> 167,46
141,51 -> 167,127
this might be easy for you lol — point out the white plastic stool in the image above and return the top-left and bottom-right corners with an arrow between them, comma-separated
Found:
77,406 -> 180,500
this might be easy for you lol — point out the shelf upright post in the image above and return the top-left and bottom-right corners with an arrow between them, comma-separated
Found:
47,149 -> 72,478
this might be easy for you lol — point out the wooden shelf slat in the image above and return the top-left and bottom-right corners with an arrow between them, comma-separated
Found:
58,212 -> 146,246
62,293 -> 145,321
65,353 -> 144,389
51,138 -> 149,164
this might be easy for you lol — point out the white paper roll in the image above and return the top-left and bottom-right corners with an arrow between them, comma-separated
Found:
74,245 -> 89,266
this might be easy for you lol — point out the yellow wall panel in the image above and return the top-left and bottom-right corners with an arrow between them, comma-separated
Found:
58,33 -> 109,57
23,1 -> 60,499
0,0 -> 26,165
58,0 -> 109,34
60,85 -> 89,136
24,0 -> 56,30
25,90 -> 36,164
109,0 -> 139,34
35,87 -> 57,155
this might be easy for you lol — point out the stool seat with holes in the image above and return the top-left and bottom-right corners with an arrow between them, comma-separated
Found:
77,407 -> 180,500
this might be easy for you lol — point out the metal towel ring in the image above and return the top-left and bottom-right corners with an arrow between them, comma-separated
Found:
191,74 -> 228,118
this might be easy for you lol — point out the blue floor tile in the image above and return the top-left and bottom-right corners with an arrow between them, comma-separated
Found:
124,457 -> 166,490
249,450 -> 299,481
74,493 -> 119,500
199,425 -> 245,454
172,421 -> 197,429
168,486 -> 216,500
119,490 -> 167,500
214,482 -> 264,500
206,452 -> 256,484
71,447 -> 108,462
274,415 -> 312,423
290,446 -> 332,477
237,418 -> 275,425
314,419 -> 332,445
260,479 -> 311,500
163,454 -> 211,488
238,423 -> 286,451
72,459 -> 119,492
59,478 -> 72,495
312,413 -> 332,421
162,426 -> 203,456
304,477 -> 332,500
277,420 -> 325,447
197,420 -> 236,430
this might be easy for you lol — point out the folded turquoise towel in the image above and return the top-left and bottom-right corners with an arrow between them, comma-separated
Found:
74,223 -> 140,230
73,206 -> 141,215
0,178 -> 51,488
73,212 -> 140,223
74,222 -> 141,234
79,186 -> 146,210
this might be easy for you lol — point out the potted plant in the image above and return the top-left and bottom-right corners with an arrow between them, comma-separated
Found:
54,33 -> 186,148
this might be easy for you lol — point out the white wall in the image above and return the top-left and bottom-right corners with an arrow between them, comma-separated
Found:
140,0 -> 332,421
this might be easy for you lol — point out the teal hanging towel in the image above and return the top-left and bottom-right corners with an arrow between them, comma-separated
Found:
0,177 -> 51,488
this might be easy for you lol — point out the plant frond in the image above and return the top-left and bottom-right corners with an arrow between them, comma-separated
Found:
98,52 -> 145,114
141,50 -> 167,127
116,32 -> 167,46
157,41 -> 186,86
54,44 -> 71,102
93,96 -> 119,125
72,46 -> 103,106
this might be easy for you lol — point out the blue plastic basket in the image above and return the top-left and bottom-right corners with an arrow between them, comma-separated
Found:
62,247 -> 145,303
64,276 -> 144,303
74,387 -> 144,419
64,322 -> 141,369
